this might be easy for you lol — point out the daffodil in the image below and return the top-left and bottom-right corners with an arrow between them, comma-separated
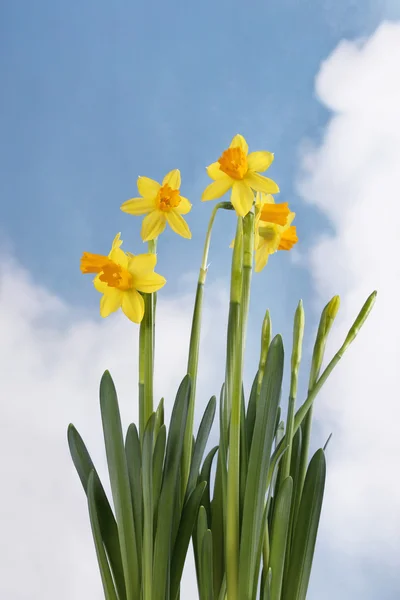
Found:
120,169 -> 192,241
202,134 -> 280,217
255,194 -> 298,272
230,193 -> 291,248
80,233 -> 166,323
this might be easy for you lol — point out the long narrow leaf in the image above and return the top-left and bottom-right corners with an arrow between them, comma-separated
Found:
87,471 -> 119,600
269,476 -> 293,600
142,414 -> 155,600
67,424 -> 126,600
125,423 -> 142,574
153,375 -> 191,600
170,481 -> 207,600
199,445 -> 218,524
186,396 -> 216,500
239,335 -> 284,600
282,449 -> 326,600
201,529 -> 214,600
100,371 -> 140,600
153,424 -> 166,533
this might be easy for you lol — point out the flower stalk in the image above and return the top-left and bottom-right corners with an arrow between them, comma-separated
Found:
182,201 -> 233,496
225,216 -> 244,600
139,238 -> 157,441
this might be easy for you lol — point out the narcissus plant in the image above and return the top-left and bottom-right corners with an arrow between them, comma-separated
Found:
70,133 -> 376,600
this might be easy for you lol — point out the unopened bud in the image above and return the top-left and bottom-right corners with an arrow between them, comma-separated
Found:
340,291 -> 377,353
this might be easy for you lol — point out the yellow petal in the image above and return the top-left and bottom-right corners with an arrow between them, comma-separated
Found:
109,246 -> 129,268
93,274 -> 108,292
121,288 -> 145,323
229,134 -> 248,155
176,196 -> 192,215
247,151 -> 274,173
286,211 -> 296,227
121,197 -> 156,215
162,169 -> 181,190
202,176 -> 233,201
231,181 -> 255,217
128,253 -> 157,276
255,245 -> 270,273
134,272 -> 166,294
112,233 -> 123,249
141,211 -> 166,241
259,202 -> 290,226
206,162 -> 225,180
166,211 -> 192,239
137,176 -> 160,197
100,288 -> 122,317
245,171 -> 280,194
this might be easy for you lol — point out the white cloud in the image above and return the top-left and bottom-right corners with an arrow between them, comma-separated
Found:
0,255 -> 227,599
298,20 -> 400,575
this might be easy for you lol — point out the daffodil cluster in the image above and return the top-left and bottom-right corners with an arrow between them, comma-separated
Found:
71,131 -> 376,600
80,133 -> 298,322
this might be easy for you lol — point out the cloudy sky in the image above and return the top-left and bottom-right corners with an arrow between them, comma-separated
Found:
1,1 -> 400,598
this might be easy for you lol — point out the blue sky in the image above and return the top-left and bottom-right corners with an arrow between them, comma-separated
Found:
0,0 -> 389,309
1,0 -> 393,365
1,1 -> 400,599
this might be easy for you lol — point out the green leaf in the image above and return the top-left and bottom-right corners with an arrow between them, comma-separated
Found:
239,335 -> 284,600
125,423 -> 142,574
196,505 -> 208,572
285,427 -> 302,573
268,477 -> 293,600
245,372 -> 259,455
153,424 -> 166,533
199,445 -> 218,524
67,424 -> 126,600
87,471 -> 119,600
170,482 -> 207,600
100,371 -> 140,600
153,375 -> 191,600
154,398 -> 165,439
200,529 -> 214,600
282,449 -> 326,600
211,385 -> 227,596
240,387 -> 248,525
262,568 -> 272,600
186,396 -> 216,500
142,414 -> 155,600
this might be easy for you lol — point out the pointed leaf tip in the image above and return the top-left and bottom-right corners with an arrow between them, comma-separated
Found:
271,333 -> 284,348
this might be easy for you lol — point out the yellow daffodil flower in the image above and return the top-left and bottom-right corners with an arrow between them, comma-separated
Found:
120,169 -> 192,241
255,194 -> 298,272
80,233 -> 166,323
230,193 -> 291,248
202,134 -> 280,217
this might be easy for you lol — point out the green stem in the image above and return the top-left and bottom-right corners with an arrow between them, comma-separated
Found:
139,238 -> 157,441
268,290 -> 376,484
181,201 -> 233,497
297,296 -> 338,492
240,212 -> 254,356
226,216 -> 245,600
281,301 -> 304,481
